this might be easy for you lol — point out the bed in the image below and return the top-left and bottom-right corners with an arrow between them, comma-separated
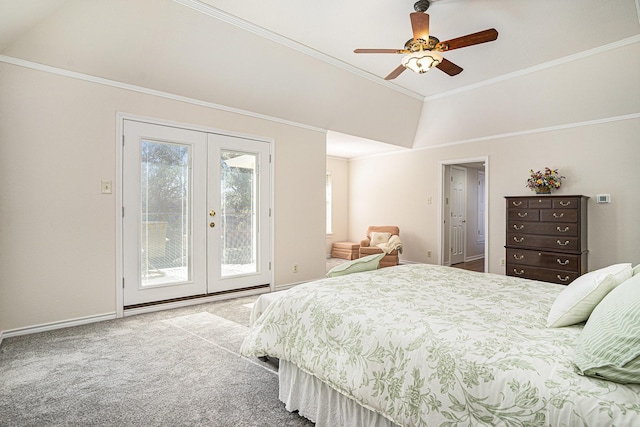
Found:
240,264 -> 640,426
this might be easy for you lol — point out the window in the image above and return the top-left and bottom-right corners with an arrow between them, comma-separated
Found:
326,172 -> 332,234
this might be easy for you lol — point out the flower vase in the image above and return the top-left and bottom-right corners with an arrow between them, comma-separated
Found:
534,187 -> 551,194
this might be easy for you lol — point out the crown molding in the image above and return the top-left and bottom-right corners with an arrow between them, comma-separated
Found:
0,54 -> 326,134
414,112 -> 640,152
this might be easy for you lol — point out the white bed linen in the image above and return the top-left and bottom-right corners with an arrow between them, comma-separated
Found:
242,264 -> 640,426
249,290 -> 287,326
279,359 -> 396,427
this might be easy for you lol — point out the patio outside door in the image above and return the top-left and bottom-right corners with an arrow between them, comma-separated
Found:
122,120 -> 270,307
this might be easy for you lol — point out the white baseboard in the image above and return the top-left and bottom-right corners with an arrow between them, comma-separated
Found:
465,255 -> 485,262
123,287 -> 270,317
1,313 -> 117,340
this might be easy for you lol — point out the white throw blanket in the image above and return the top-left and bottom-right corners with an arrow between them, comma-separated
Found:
376,234 -> 402,254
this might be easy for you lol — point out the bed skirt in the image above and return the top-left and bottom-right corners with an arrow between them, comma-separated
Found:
278,360 -> 398,427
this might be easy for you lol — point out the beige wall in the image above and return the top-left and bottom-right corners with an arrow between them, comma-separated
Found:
349,125 -> 640,274
349,40 -> 640,275
0,62 -> 327,333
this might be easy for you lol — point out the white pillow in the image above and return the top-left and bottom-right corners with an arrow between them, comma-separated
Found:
546,263 -> 632,328
369,232 -> 391,247
633,264 -> 640,276
574,273 -> 640,384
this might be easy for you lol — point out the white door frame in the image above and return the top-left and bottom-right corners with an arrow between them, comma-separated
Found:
438,156 -> 489,272
115,113 -> 274,318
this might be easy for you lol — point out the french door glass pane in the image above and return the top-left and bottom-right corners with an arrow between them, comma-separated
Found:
220,150 -> 258,277
140,140 -> 191,286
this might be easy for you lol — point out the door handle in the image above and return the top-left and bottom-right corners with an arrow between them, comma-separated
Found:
210,222 -> 215,228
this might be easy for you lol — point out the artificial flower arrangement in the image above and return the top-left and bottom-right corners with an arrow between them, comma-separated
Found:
526,167 -> 564,194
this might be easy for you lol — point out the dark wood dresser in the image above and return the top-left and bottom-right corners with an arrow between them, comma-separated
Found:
505,195 -> 588,285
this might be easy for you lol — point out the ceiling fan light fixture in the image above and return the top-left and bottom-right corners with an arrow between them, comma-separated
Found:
401,50 -> 443,74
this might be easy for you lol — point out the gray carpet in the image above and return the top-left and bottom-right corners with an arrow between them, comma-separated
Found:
0,296 -> 314,427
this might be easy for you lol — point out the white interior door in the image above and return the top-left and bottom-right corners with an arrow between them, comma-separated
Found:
122,120 -> 270,307
449,166 -> 466,265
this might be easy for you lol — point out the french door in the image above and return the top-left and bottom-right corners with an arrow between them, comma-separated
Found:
122,120 -> 271,306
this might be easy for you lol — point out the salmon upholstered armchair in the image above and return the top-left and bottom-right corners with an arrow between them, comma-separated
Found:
359,226 -> 402,268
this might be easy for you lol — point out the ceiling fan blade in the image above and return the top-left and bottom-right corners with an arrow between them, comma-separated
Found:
436,28 -> 498,51
384,64 -> 407,80
354,48 -> 405,54
436,58 -> 463,76
410,12 -> 430,41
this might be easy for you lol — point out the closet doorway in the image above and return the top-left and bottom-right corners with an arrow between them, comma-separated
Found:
439,157 -> 488,272
119,118 -> 272,309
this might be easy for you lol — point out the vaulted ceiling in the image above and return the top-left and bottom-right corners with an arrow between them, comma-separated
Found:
2,0 -> 639,157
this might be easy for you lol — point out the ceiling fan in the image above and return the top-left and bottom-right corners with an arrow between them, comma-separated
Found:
354,0 -> 498,80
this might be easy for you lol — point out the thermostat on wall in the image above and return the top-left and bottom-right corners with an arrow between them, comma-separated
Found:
596,194 -> 611,204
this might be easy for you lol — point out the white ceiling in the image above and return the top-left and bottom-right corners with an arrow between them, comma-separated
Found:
2,0 -> 639,158
193,0 -> 640,99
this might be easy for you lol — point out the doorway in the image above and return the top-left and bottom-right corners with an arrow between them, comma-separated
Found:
121,119 -> 271,308
439,157 -> 488,272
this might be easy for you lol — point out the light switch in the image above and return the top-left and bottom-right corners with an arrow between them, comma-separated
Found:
596,194 -> 610,204
101,180 -> 113,194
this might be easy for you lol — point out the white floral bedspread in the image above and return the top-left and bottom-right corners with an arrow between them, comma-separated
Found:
240,264 -> 640,426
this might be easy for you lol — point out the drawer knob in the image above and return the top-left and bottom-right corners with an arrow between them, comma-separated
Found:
556,259 -> 570,266
513,224 -> 524,230
514,237 -> 525,243
556,240 -> 570,246
513,269 -> 525,275
518,212 -> 528,218
559,201 -> 571,207
553,212 -> 565,218
556,226 -> 570,233
513,254 -> 525,260
512,201 -> 523,206
557,275 -> 570,282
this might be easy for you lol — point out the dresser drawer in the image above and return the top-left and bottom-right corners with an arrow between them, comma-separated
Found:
507,199 -> 528,208
507,263 -> 579,285
553,198 -> 579,209
507,209 -> 540,221
540,209 -> 578,223
508,221 -> 578,237
527,198 -> 552,209
506,248 -> 580,270
507,233 -> 579,251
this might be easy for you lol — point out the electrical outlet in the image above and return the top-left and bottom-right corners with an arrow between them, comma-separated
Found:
500,259 -> 505,266
293,264 -> 299,273
101,180 -> 112,194
427,250 -> 432,258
